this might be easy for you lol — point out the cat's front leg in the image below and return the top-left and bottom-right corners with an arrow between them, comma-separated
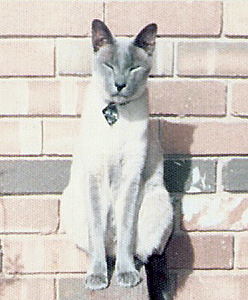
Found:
85,175 -> 109,290
115,167 -> 143,288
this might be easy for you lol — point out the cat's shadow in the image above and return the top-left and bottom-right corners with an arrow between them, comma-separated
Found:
144,122 -> 195,300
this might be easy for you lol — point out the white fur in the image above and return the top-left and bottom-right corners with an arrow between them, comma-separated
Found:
61,75 -> 173,262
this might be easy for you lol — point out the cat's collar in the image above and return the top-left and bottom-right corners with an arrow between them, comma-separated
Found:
102,100 -> 131,125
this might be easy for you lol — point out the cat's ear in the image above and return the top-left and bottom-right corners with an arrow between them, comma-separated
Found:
92,19 -> 114,52
133,23 -> 157,55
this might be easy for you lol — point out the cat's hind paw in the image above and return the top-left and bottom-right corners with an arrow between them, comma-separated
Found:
116,270 -> 141,288
85,274 -> 108,290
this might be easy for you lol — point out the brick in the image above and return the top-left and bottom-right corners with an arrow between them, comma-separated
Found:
0,39 -> 54,77
160,121 -> 248,155
225,1 -> 248,37
222,158 -> 248,192
105,1 -> 222,36
150,40 -> 173,76
236,233 -> 248,269
59,278 -> 87,300
231,82 -> 248,116
0,119 -> 41,155
0,1 -> 103,36
175,272 -> 248,300
0,81 -> 29,115
0,79 -> 89,116
149,80 -> 226,116
166,233 -> 234,269
181,195 -> 248,231
76,80 -> 90,115
59,271 -> 148,300
0,278 -> 54,300
0,160 -> 71,195
28,79 -> 88,116
57,38 -> 92,76
56,79 -> 89,116
3,235 -> 88,274
28,81 -> 60,115
0,196 -> 59,233
177,42 -> 248,77
164,158 -> 216,194
43,119 -> 80,155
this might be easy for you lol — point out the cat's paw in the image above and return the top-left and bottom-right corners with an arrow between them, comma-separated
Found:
85,274 -> 108,290
116,270 -> 141,288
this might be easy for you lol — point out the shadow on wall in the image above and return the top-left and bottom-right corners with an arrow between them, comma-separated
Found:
146,122 -> 196,300
164,158 -> 194,298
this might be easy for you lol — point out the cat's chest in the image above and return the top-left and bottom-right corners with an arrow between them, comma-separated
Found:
82,107 -> 146,153
87,119 -> 142,156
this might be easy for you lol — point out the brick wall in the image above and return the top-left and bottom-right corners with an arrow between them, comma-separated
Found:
0,1 -> 248,299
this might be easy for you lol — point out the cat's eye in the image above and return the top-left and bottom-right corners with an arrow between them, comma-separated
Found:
104,63 -> 114,70
129,66 -> 141,72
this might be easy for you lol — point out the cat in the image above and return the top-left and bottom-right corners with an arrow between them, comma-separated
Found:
60,19 -> 173,293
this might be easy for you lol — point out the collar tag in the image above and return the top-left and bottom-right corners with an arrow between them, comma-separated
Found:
102,102 -> 119,125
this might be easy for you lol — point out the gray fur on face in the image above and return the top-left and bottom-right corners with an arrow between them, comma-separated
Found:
92,21 -> 156,103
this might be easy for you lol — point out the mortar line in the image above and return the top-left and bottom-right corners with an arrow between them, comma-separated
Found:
173,40 -> 179,79
54,277 -> 58,300
41,118 -> 44,155
226,80 -> 232,117
54,38 -> 58,78
103,2 -> 106,23
216,157 -> 224,193
233,232 -> 237,270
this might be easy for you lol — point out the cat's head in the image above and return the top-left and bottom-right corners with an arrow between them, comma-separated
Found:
91,19 -> 157,104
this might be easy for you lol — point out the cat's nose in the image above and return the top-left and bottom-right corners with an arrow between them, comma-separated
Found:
115,83 -> 126,92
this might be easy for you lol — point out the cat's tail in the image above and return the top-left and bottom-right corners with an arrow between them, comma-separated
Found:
145,253 -> 172,300
136,188 -> 173,262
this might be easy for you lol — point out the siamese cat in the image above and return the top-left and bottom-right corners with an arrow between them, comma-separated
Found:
60,19 -> 173,293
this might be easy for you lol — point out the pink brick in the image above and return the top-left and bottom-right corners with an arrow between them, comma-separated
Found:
0,196 -> 59,233
76,80 -> 90,115
160,121 -> 248,155
149,80 -> 226,116
0,39 -> 54,77
0,119 -> 42,155
175,272 -> 248,300
225,2 -> 248,37
0,79 -> 89,116
232,82 -> 248,116
105,1 -> 222,36
167,233 -> 233,270
0,81 -> 29,115
28,81 -> 60,115
236,233 -> 248,269
3,235 -> 88,274
182,195 -> 248,231
43,118 -> 80,155
177,42 -> 248,77
27,79 -> 89,116
0,278 -> 54,300
0,120 -> 21,154
0,1 -> 103,36
0,79 -> 90,117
